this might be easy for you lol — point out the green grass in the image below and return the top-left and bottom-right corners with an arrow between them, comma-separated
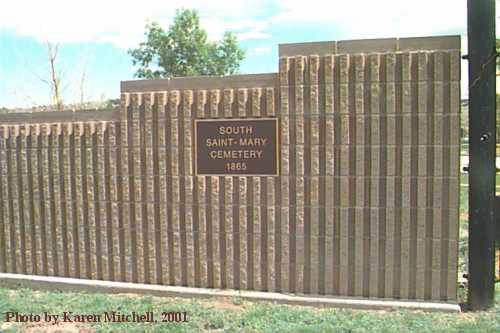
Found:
0,287 -> 500,333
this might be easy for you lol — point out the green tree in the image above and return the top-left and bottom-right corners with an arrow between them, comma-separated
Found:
129,9 -> 245,79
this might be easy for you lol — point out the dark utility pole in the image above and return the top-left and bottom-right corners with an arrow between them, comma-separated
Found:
467,0 -> 497,310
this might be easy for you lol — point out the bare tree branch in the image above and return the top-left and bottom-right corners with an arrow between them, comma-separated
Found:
45,41 -> 63,111
79,62 -> 87,106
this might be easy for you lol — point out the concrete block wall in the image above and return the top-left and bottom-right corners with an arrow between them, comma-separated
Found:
0,121 -> 120,280
278,36 -> 460,300
0,36 -> 460,302
119,75 -> 280,290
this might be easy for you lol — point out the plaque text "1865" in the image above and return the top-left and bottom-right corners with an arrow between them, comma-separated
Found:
194,118 -> 279,175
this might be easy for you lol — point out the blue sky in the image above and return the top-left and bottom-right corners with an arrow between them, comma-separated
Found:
0,0 -> 472,108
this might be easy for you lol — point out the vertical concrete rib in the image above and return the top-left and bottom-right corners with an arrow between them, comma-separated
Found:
178,91 -> 188,286
222,175 -> 232,289
131,93 -> 145,283
323,54 -> 335,295
439,51 -> 451,301
169,90 -> 182,286
266,175 -> 276,292
94,124 -> 105,280
29,125 -> 40,276
308,55 -> 320,295
252,88 -> 262,291
19,127 -> 32,275
201,101 -> 213,288
222,90 -> 233,289
208,90 -> 221,288
295,55 -> 306,294
18,127 -> 29,275
141,92 -> 152,284
62,125 -> 74,277
338,53 -> 350,296
368,53 -> 381,297
10,127 -> 24,274
236,89 -> 248,290
76,124 -> 86,278
353,54 -> 366,297
393,53 -> 404,298
51,125 -> 63,277
67,124 -> 82,278
0,127 -> 6,273
279,56 -> 290,293
303,55 -> 312,295
183,90 -> 195,287
4,127 -> 15,273
287,56 -> 297,293
106,122 -> 118,281
384,53 -> 396,298
400,52 -> 411,299
150,93 -> 161,284
409,52 -> 420,299
84,123 -> 97,279
120,93 -> 132,282
6,127 -> 18,273
1,127 -> 11,273
164,91 -> 175,285
155,92 -> 167,285
40,125 -> 53,276
26,126 -> 38,277
431,52 -> 444,300
260,175 -> 268,291
331,55 -> 342,296
416,52 -> 428,300
232,171 -> 240,290
57,125 -> 69,277
125,94 -> 138,282
448,50 -> 460,301
361,54 -> 372,298
195,90 -> 208,287
266,88 -> 276,292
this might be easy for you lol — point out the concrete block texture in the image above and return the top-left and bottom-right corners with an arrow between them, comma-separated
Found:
0,36 -> 459,304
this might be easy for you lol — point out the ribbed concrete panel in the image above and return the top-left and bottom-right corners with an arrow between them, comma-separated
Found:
280,43 -> 458,300
0,36 -> 460,304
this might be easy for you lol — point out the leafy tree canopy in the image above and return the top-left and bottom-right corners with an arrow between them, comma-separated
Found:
129,9 -> 245,79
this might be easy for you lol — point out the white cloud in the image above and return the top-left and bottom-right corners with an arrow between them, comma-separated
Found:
272,0 -> 471,98
248,46 -> 273,56
0,0 -> 486,50
273,0 -> 467,38
200,18 -> 272,41
1,0 -> 496,105
0,0 -> 272,48
237,30 -> 272,41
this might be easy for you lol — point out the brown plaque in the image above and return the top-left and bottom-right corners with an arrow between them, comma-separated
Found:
194,118 -> 279,175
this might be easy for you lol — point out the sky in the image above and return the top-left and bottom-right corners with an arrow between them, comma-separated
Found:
0,0 -> 482,108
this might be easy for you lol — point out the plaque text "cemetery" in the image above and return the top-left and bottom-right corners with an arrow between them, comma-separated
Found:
194,118 -> 279,175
